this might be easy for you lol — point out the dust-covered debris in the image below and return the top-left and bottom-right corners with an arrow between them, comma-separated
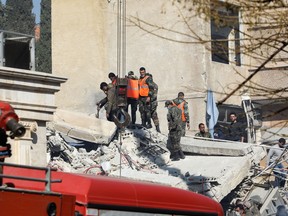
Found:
47,123 -> 185,188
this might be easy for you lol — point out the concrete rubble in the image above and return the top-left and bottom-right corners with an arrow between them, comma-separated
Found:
46,111 -> 280,209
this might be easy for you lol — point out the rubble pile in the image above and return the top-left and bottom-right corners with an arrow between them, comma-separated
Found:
47,123 -> 188,189
46,114 -> 288,215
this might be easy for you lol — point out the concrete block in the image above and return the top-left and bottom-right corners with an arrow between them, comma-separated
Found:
53,109 -> 117,144
110,168 -> 189,190
181,136 -> 254,156
164,155 -> 251,201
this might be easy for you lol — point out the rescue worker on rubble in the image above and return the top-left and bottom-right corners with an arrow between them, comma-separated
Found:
195,123 -> 212,138
99,82 -> 117,121
266,138 -> 287,188
172,92 -> 190,136
96,82 -> 109,118
96,73 -> 118,118
108,72 -> 117,85
138,67 -> 154,129
148,73 -> 161,133
125,71 -> 139,126
165,100 -> 185,161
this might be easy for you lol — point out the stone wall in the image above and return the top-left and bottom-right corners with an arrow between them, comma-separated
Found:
0,67 -> 66,166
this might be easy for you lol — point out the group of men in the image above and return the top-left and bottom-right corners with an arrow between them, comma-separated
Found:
97,67 -> 192,161
97,67 -> 161,132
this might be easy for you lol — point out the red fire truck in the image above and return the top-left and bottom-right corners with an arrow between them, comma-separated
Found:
1,162 -> 224,216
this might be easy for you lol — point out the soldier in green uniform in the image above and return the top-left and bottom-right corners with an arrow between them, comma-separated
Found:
195,123 -> 212,138
99,82 -> 117,122
172,92 -> 190,136
165,100 -> 185,161
149,75 -> 161,133
138,67 -> 155,129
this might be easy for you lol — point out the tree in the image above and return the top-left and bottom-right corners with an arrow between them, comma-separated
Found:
127,0 -> 288,139
4,0 -> 35,35
36,0 -> 52,73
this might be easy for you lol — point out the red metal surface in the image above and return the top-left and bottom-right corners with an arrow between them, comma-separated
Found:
3,166 -> 224,215
0,189 -> 75,216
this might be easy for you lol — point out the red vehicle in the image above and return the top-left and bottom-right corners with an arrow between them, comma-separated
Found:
2,162 -> 224,216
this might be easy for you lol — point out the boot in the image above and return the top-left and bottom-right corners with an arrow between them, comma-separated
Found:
141,120 -> 146,128
146,123 -> 152,129
156,125 -> 161,133
146,118 -> 152,129
171,151 -> 180,161
178,149 -> 185,159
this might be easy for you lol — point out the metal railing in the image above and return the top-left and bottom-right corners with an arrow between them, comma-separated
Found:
0,162 -> 61,192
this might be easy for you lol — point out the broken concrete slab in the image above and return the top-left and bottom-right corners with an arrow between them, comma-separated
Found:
110,168 -> 189,190
181,136 -> 262,157
53,109 -> 117,144
164,155 -> 252,201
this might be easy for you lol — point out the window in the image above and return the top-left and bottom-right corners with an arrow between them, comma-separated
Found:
210,2 -> 241,66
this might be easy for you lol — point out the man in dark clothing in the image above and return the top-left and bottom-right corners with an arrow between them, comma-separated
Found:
228,112 -> 244,142
165,100 -> 185,161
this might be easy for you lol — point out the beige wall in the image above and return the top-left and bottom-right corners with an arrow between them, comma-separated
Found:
52,0 -> 248,134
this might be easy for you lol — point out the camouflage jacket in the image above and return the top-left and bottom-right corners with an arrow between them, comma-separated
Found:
172,98 -> 190,123
167,106 -> 182,131
140,73 -> 155,98
106,84 -> 117,115
195,131 -> 212,138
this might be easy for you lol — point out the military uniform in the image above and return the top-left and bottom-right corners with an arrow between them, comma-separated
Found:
150,80 -> 160,132
166,103 -> 185,161
125,74 -> 138,125
195,131 -> 212,138
138,73 -> 154,128
106,84 -> 118,122
172,98 -> 190,136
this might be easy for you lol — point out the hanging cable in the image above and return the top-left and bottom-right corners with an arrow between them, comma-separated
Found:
122,0 -> 126,77
117,0 -> 122,78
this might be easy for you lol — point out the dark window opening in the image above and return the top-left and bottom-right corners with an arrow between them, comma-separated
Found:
210,2 -> 241,66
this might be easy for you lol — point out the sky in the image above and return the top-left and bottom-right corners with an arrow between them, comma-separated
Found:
1,0 -> 41,24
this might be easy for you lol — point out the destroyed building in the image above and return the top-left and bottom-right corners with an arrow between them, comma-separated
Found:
0,0 -> 288,215
45,109 -> 287,215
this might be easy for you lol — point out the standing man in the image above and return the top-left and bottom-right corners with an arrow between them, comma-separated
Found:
195,123 -> 212,138
126,71 -> 139,126
165,100 -> 185,161
266,138 -> 287,188
228,112 -> 245,142
172,92 -> 190,136
149,74 -> 161,132
138,67 -> 154,129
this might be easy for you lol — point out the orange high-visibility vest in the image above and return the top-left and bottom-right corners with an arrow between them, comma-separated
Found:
112,79 -> 117,85
127,79 -> 139,99
172,101 -> 186,122
138,76 -> 149,97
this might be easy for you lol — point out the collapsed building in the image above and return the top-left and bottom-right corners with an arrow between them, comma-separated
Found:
47,109 -> 288,215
